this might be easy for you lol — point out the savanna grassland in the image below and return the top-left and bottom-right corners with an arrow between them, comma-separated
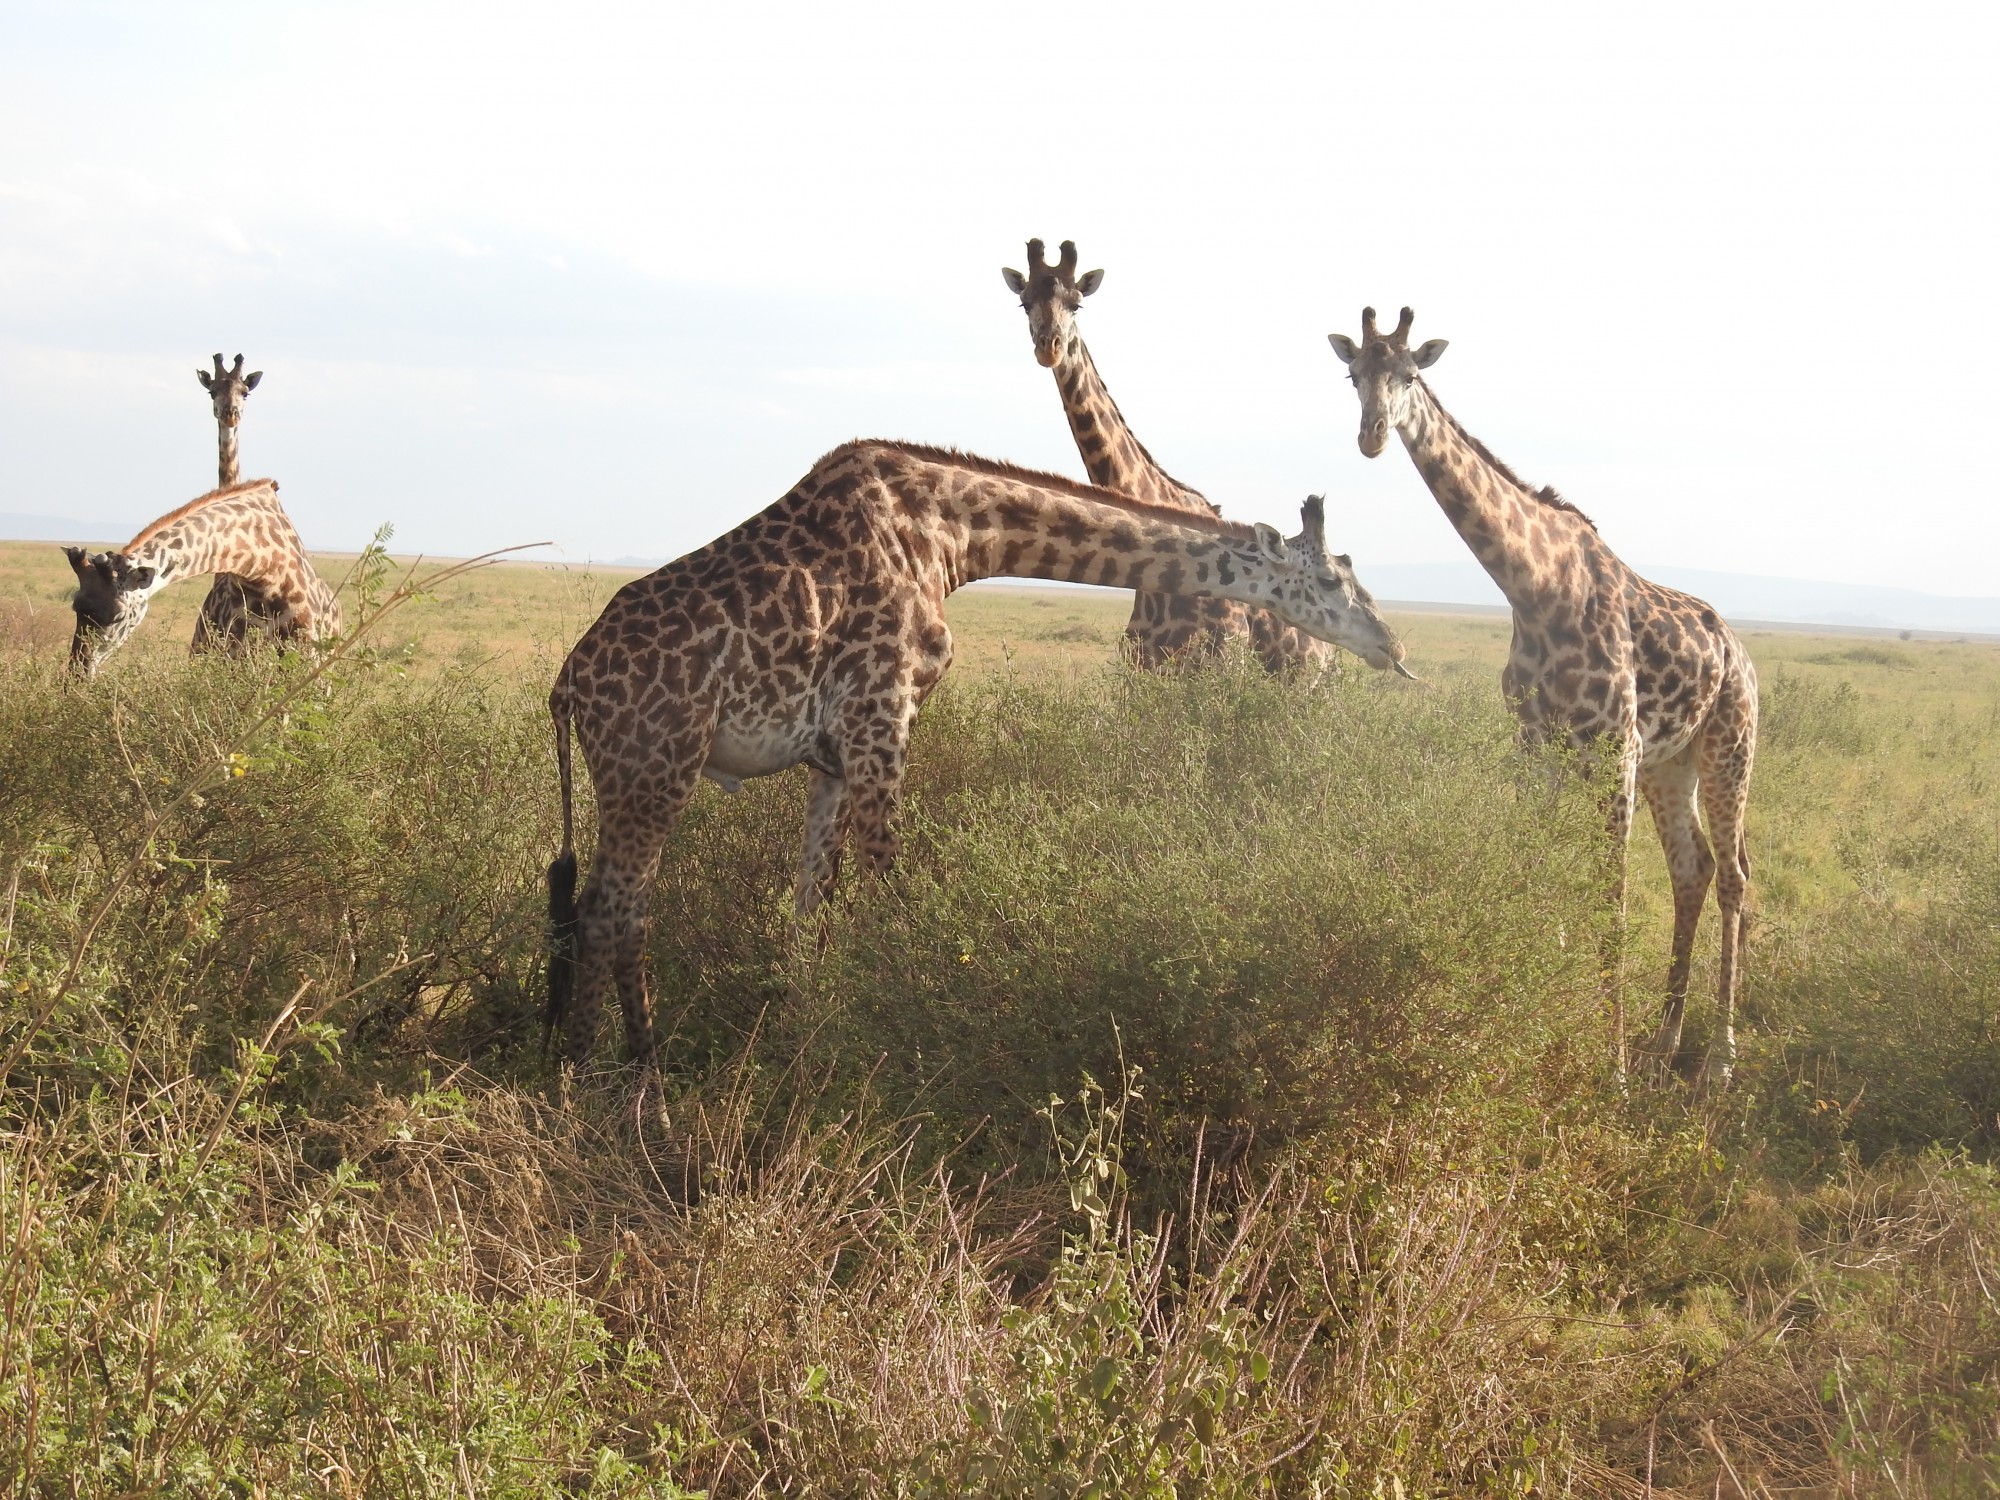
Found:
2,535 -> 1998,1497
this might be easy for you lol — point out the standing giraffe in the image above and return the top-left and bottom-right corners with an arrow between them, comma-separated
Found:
1002,239 -> 1330,673
65,479 -> 343,677
192,353 -> 288,651
1329,308 -> 1757,1085
546,438 -> 1410,1065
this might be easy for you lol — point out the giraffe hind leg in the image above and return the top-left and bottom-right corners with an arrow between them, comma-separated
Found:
565,776 -> 700,1068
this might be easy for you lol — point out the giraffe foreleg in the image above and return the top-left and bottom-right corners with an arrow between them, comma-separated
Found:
1598,731 -> 1641,1080
1696,688 -> 1758,1092
828,693 -> 917,886
793,768 -> 851,939
1637,748 -> 1714,1074
191,575 -> 255,656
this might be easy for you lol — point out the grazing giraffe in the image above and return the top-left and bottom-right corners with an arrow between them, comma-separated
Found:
1002,239 -> 1330,673
545,438 -> 1409,1065
192,353 -> 289,651
1329,307 -> 1757,1085
65,479 -> 343,677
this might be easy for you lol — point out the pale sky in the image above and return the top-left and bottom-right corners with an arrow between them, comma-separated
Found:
2,0 -> 1994,597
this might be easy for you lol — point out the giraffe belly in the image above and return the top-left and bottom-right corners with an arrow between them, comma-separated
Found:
703,719 -> 825,787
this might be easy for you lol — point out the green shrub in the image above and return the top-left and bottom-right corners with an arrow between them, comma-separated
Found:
4,630 -> 1999,1493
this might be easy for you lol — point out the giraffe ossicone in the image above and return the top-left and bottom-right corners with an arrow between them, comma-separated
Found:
1001,237 -> 1333,674
1329,307 -> 1757,1087
64,479 -> 343,677
545,438 -> 1410,1067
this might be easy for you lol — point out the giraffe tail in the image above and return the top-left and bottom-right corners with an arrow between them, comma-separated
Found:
544,685 -> 580,1055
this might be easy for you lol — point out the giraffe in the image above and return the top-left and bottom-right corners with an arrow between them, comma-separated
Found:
1328,307 -> 1757,1086
65,479 -> 343,677
545,438 -> 1410,1065
1001,239 -> 1330,673
192,353 -> 289,651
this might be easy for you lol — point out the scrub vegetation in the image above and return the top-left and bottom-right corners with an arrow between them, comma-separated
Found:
2,539 -> 1997,1495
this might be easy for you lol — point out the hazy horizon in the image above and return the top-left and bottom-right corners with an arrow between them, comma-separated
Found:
3,1 -> 1994,598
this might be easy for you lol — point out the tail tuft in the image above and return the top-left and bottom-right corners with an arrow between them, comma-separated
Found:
544,850 -> 579,1053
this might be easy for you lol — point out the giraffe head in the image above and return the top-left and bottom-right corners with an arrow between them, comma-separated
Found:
1327,308 -> 1449,458
1256,495 -> 1412,676
1001,238 -> 1104,368
196,352 -> 263,430
64,546 -> 163,677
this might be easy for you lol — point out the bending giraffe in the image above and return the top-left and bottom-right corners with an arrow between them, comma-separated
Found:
65,479 -> 342,677
545,439 -> 1410,1066
192,353 -> 290,651
1329,307 -> 1757,1086
1003,239 -> 1330,673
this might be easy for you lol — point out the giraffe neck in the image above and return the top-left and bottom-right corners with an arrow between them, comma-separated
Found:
1054,338 -> 1207,513
126,487 -> 300,590
217,423 -> 240,488
1397,379 -> 1600,612
886,448 -> 1286,613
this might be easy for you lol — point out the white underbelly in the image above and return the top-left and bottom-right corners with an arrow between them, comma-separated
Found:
703,722 -> 817,792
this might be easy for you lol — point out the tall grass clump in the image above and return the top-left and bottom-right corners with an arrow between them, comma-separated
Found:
778,665 -> 1616,1181
4,627 -> 2000,1493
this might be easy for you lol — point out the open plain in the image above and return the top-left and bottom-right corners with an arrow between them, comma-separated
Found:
3,538 -> 1998,1495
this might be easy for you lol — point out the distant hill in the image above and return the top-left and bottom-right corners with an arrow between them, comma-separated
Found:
0,513 -> 142,545
1352,560 -> 2000,637
7,516 -> 1997,636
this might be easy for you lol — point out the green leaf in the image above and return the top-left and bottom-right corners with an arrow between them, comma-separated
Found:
1086,1356 -> 1119,1402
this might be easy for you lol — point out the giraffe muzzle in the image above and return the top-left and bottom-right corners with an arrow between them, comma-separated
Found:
1360,419 -> 1390,458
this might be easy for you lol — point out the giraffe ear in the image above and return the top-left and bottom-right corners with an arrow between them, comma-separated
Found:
1076,268 -> 1104,297
1412,339 -> 1448,369
196,368 -> 214,390
1252,522 -> 1287,561
63,545 -> 89,577
1001,267 -> 1027,295
1327,334 -> 1359,364
244,370 -> 263,390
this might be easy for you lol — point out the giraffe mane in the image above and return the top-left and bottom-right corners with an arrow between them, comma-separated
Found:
124,478 -> 281,552
829,440 -> 1260,543
1414,379 -> 1596,531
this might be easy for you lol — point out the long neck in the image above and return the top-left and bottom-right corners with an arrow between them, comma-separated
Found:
129,494 -> 297,588
1054,338 -> 1208,514
1397,380 -> 1597,610
217,420 -> 239,488
928,464 -> 1284,613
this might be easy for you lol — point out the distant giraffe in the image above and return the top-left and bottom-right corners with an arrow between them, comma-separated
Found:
65,479 -> 342,677
192,353 -> 289,651
1330,307 -> 1757,1085
1003,239 -> 1330,673
545,439 -> 1409,1065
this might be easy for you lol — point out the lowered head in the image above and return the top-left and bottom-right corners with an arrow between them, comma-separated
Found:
64,545 -> 162,677
1248,494 -> 1411,676
1327,307 -> 1447,458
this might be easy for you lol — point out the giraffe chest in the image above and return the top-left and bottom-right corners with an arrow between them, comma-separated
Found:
1505,625 -> 1722,759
